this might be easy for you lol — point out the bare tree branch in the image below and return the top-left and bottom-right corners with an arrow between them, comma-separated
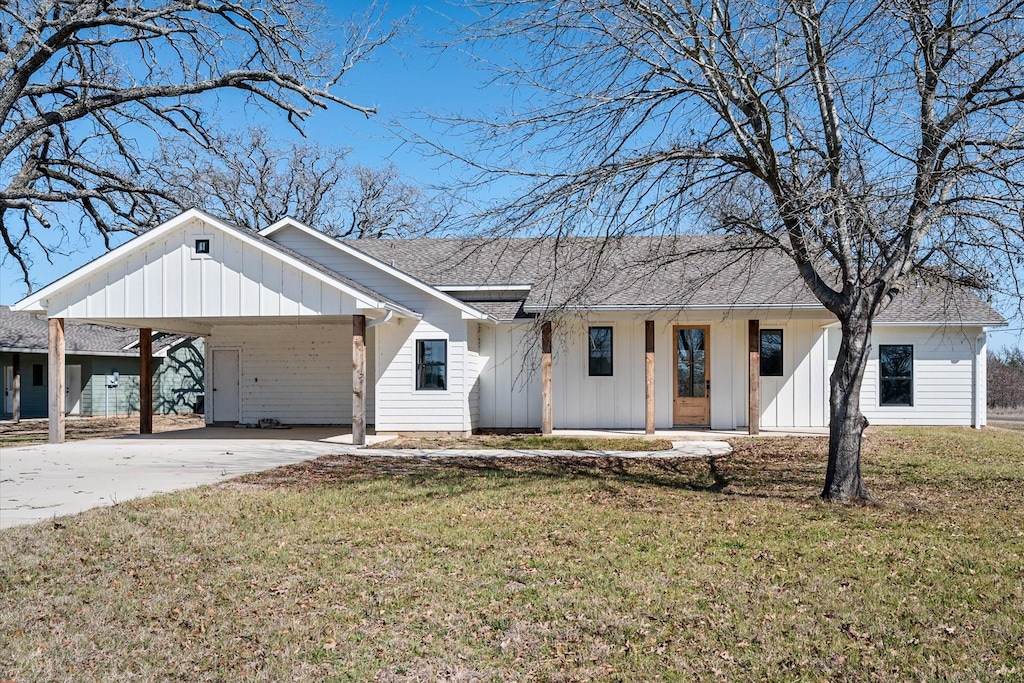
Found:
0,0 -> 405,289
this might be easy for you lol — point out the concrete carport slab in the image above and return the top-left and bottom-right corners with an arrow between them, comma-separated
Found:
0,427 -> 386,529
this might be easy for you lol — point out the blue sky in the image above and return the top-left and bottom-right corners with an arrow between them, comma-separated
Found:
1,0 -> 1021,349
0,1 -> 487,303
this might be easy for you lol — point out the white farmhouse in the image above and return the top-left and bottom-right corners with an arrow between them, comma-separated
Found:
14,209 -> 1004,443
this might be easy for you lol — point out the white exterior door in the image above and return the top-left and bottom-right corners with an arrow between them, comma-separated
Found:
65,364 -> 82,415
3,366 -> 12,414
212,350 -> 240,422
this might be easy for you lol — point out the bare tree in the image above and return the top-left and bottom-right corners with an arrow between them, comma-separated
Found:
0,0 -> 402,287
151,127 -> 352,232
427,1 -> 1024,500
342,163 -> 433,238
988,348 -> 1024,409
152,127 -> 444,237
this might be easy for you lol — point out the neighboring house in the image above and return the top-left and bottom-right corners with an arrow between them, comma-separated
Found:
0,305 -> 203,420
12,209 -> 1004,442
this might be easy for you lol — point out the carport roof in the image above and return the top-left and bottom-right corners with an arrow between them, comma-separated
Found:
0,305 -> 175,358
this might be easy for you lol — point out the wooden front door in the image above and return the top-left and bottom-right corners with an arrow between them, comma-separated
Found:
674,326 -> 710,426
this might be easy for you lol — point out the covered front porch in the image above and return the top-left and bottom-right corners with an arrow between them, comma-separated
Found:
533,319 -> 768,436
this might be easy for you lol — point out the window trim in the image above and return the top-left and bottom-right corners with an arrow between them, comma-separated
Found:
415,338 -> 448,391
759,328 -> 784,377
879,344 -> 914,407
191,234 -> 213,260
587,325 -> 614,377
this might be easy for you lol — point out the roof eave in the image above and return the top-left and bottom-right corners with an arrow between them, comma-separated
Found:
522,303 -> 827,313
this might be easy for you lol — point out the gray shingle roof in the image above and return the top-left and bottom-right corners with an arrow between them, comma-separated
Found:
0,305 -> 137,353
344,236 -> 1005,325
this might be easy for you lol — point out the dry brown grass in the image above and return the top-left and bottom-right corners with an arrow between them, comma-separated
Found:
1,426 -> 1022,681
0,413 -> 204,447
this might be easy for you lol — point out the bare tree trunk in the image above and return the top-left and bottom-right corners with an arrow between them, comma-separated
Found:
823,312 -> 873,501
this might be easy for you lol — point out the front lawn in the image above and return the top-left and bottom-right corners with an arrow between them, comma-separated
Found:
1,427 -> 1021,681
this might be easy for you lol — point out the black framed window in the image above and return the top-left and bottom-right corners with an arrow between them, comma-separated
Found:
32,364 -> 44,386
416,339 -> 447,390
588,326 -> 613,376
879,344 -> 913,406
194,238 -> 211,254
759,329 -> 784,377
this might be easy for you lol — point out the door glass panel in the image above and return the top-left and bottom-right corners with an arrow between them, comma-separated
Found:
676,329 -> 706,398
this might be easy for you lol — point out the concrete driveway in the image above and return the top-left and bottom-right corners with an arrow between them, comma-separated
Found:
0,427 -> 377,529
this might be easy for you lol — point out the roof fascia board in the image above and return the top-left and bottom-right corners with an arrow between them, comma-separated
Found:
871,321 -> 1006,327
13,208 -> 213,312
821,321 -> 1002,330
260,218 -> 489,320
15,209 -> 419,319
437,284 -> 533,293
0,346 -> 141,357
523,304 -> 829,313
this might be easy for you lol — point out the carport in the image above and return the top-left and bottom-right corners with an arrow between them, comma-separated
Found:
12,210 -> 420,446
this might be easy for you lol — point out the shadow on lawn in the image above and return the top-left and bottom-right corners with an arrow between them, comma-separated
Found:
244,440 -> 828,501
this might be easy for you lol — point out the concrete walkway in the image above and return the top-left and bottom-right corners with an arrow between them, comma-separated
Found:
0,427 -> 731,530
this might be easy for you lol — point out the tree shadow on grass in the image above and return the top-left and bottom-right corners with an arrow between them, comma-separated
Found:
243,441 -> 828,503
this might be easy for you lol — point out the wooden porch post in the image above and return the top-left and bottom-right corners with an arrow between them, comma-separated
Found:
48,318 -> 65,443
645,320 -> 655,435
352,314 -> 366,446
139,328 -> 153,434
11,352 -> 20,423
748,319 -> 760,435
541,321 -> 553,435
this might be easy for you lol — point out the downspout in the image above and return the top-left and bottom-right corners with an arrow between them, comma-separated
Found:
366,310 -> 394,329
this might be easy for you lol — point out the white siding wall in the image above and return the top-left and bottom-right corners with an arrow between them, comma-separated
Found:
477,323 -> 543,430
830,325 -> 985,426
208,324 -> 352,425
373,313 -> 471,432
47,218 -> 361,319
548,316 -> 753,430
467,323 -> 481,430
478,314 -> 836,431
269,225 -> 476,433
759,318 -> 830,428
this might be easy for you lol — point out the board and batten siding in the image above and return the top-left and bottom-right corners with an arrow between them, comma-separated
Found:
269,226 -> 456,316
758,318 -> 830,429
477,323 -> 542,430
467,323 -> 481,430
547,316 -> 752,430
478,314 -> 784,431
835,325 -> 986,426
207,324 -> 352,425
44,218 -> 363,320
